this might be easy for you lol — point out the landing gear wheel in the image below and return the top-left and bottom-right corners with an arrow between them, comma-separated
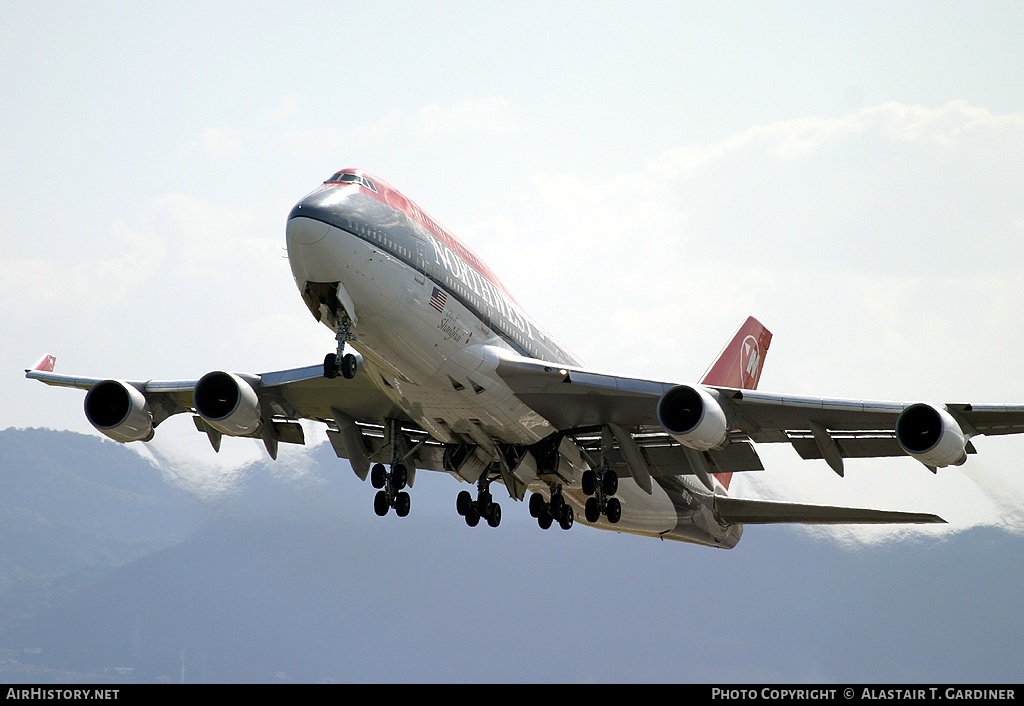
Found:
581,470 -> 597,496
395,491 -> 411,517
323,353 -> 338,380
341,353 -> 358,379
537,509 -> 553,530
477,490 -> 492,514
585,497 -> 601,523
486,503 -> 501,528
602,471 -> 618,496
373,490 -> 389,516
529,493 -> 544,518
558,505 -> 574,530
465,505 -> 481,527
549,493 -> 565,518
606,497 -> 622,524
370,463 -> 386,489
392,464 -> 408,490
456,490 -> 472,516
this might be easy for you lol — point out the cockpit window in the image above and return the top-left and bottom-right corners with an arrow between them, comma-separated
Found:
326,171 -> 377,192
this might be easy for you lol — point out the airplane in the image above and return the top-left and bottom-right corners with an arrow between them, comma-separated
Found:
26,168 -> 1024,548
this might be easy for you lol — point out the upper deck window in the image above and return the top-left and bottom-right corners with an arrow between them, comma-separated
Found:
326,171 -> 378,192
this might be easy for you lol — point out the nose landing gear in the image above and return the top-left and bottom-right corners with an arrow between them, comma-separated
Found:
323,314 -> 358,379
324,352 -> 358,380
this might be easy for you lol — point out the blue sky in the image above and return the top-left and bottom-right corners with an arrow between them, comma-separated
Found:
3,3 -> 1024,541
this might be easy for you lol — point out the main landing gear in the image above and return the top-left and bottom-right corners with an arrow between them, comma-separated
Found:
323,314 -> 358,379
456,476 -> 502,528
581,468 -> 621,524
368,419 -> 419,518
529,485 -> 574,530
370,462 -> 411,517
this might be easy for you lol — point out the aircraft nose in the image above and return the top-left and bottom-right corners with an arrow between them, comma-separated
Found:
286,192 -> 353,285
286,187 -> 352,246
286,214 -> 328,246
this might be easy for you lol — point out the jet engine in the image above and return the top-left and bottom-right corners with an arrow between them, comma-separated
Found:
895,403 -> 968,468
84,380 -> 154,443
656,384 -> 729,451
193,371 -> 262,437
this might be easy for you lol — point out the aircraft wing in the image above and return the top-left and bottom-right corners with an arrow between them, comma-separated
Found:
493,354 -> 1024,479
24,357 -> 431,479
26,363 -> 407,423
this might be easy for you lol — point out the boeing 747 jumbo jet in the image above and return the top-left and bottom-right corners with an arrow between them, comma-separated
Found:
26,169 -> 1024,547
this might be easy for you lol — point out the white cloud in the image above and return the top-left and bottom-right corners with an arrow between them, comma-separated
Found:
650,101 -> 1024,178
3,191 -> 320,421
412,96 -> 518,136
0,210 -> 173,331
263,96 -> 300,125
147,193 -> 279,276
197,127 -> 266,158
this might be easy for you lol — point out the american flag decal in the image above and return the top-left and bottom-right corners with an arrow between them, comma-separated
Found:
429,286 -> 447,312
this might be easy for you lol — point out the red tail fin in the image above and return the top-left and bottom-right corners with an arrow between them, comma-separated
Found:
701,316 -> 772,390
701,317 -> 772,491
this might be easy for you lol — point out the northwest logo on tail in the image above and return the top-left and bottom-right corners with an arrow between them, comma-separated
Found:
741,335 -> 761,386
702,316 -> 771,391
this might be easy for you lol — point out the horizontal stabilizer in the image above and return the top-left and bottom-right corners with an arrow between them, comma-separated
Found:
714,495 -> 945,525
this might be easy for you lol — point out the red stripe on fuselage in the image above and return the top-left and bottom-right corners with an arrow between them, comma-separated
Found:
326,169 -> 519,304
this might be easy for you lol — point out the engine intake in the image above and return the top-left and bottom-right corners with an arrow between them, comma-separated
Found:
656,384 -> 729,451
193,371 -> 262,437
895,403 -> 967,468
84,380 -> 154,443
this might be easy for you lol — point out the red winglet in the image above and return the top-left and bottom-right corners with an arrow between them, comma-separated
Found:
30,354 -> 57,372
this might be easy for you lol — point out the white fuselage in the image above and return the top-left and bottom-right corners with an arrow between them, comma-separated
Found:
285,173 -> 741,548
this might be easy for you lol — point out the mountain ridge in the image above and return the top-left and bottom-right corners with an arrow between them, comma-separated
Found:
1,427 -> 1021,683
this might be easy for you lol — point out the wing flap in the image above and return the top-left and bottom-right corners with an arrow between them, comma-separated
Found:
948,403 -> 1024,436
788,433 -> 907,460
639,441 -> 764,477
325,420 -> 447,473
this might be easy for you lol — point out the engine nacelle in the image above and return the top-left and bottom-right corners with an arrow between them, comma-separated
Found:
84,380 -> 154,443
895,403 -> 968,468
193,371 -> 262,437
656,384 -> 729,451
